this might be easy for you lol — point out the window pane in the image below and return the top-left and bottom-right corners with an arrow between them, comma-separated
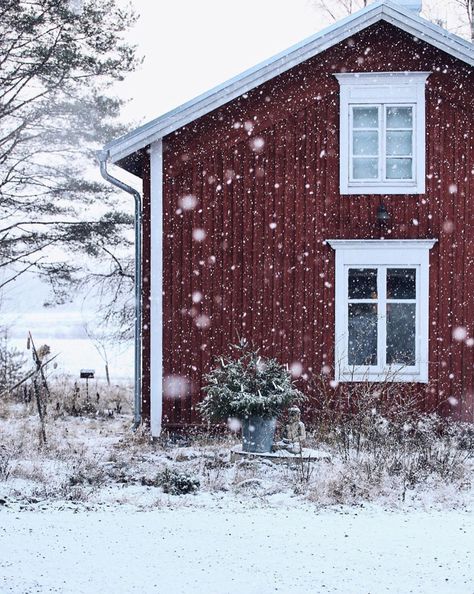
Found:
386,303 -> 416,366
386,106 -> 413,128
348,268 -> 377,299
353,158 -> 378,179
387,269 -> 416,299
353,131 -> 378,156
353,107 -> 378,128
348,304 -> 378,366
386,131 -> 412,156
386,158 -> 412,179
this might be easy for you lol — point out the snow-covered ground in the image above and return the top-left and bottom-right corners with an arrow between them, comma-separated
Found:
1,399 -> 473,594
1,505 -> 473,594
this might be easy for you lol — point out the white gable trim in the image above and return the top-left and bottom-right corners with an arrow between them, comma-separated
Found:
106,0 -> 474,165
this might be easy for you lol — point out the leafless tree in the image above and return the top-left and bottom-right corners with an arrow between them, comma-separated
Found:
312,0 -> 367,21
310,0 -> 473,41
453,0 -> 474,40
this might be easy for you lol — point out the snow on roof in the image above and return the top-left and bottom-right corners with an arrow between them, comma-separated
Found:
105,0 -> 474,167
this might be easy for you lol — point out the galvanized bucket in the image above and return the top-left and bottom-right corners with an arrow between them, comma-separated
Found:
241,416 -> 277,453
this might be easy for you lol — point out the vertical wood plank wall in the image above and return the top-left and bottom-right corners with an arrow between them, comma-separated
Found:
149,23 -> 474,426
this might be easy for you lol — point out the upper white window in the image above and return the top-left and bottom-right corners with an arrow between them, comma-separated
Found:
327,239 -> 437,383
335,72 -> 430,195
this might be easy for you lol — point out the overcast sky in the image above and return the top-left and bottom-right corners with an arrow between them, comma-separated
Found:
118,0 -> 464,127
118,0 -> 321,124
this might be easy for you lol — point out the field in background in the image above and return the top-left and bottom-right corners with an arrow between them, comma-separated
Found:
10,337 -> 134,382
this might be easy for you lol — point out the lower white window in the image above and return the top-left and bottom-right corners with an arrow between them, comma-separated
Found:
327,239 -> 437,383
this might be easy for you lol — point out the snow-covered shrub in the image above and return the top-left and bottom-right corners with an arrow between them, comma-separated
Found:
198,340 -> 305,422
157,468 -> 200,495
299,372 -> 474,501
67,455 -> 107,488
0,447 -> 12,481
0,329 -> 27,399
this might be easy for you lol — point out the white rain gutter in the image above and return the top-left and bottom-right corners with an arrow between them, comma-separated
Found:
96,149 -> 142,429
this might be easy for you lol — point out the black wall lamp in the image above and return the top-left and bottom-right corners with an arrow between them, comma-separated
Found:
376,202 -> 391,224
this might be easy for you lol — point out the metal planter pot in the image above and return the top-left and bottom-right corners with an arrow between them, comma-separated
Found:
241,416 -> 277,453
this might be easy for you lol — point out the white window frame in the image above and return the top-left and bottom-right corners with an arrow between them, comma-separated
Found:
327,239 -> 437,383
335,72 -> 430,195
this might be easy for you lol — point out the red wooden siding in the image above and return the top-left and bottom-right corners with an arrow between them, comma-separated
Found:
145,22 -> 474,426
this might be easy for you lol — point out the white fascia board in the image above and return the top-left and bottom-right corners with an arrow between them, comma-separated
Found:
106,0 -> 473,166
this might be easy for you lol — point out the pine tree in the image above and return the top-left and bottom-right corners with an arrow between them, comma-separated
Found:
0,0 -> 139,301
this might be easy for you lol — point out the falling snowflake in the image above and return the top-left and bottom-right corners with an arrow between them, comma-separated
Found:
227,418 -> 242,432
250,137 -> 265,152
443,219 -> 454,233
290,361 -> 303,378
244,121 -> 254,134
179,194 -> 198,211
192,228 -> 206,242
192,291 -> 202,303
452,326 -> 467,341
195,314 -> 211,329
163,375 -> 191,399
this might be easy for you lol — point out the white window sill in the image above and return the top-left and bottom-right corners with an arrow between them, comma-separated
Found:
337,368 -> 428,383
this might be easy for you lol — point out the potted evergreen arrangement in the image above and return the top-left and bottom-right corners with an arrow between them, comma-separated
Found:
198,340 -> 305,453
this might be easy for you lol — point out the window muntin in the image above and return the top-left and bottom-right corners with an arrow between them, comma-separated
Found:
350,104 -> 415,183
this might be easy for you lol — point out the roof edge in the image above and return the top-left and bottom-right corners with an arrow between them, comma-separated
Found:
106,0 -> 474,168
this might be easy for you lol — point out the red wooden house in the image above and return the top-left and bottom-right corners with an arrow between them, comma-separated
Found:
101,0 -> 474,435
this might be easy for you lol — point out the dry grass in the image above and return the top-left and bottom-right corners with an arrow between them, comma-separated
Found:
0,378 -> 473,510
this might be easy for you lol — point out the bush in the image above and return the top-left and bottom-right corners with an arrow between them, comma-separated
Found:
0,447 -> 12,481
0,329 -> 28,397
198,340 -> 305,422
156,468 -> 200,495
305,371 -> 473,498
